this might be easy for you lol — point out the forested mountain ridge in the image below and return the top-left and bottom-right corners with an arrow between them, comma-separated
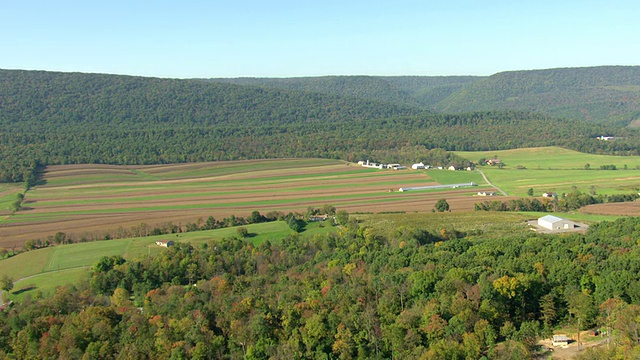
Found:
211,66 -> 640,125
0,70 -> 421,128
207,75 -> 480,108
434,66 -> 640,125
1,68 -> 638,183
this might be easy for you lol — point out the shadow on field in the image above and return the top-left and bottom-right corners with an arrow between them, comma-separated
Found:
12,284 -> 37,295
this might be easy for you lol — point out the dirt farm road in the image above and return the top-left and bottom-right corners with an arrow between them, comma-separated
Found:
477,170 -> 508,196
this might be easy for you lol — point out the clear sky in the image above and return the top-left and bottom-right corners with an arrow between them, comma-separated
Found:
1,0 -> 639,78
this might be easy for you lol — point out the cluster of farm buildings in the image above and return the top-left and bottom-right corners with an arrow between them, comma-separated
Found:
357,160 -> 473,171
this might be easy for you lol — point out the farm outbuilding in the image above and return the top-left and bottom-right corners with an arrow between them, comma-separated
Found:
538,215 -> 575,231
552,334 -> 571,347
411,162 -> 425,170
155,240 -> 175,247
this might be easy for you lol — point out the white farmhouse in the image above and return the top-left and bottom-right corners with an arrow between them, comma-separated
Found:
538,215 -> 575,231
411,162 -> 425,170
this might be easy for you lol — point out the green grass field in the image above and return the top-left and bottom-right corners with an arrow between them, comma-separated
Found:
0,183 -> 22,214
1,220 -> 335,301
455,147 -> 640,196
457,147 -> 640,170
425,169 -> 486,185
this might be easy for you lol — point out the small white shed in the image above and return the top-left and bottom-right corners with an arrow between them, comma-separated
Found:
538,215 -> 574,230
552,334 -> 571,346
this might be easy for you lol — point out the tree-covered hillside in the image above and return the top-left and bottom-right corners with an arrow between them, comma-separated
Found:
385,76 -> 481,107
1,69 -> 638,183
207,76 -> 425,108
0,70 -> 420,128
4,216 -> 640,358
435,66 -> 640,125
208,75 -> 480,109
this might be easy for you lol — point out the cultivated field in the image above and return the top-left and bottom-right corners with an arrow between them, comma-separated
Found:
0,158 -> 496,248
456,147 -> 640,196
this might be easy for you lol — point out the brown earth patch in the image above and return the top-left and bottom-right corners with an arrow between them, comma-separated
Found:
579,201 -> 640,216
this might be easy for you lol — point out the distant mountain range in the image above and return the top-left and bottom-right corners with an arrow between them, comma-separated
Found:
1,66 -> 639,182
209,66 -> 640,125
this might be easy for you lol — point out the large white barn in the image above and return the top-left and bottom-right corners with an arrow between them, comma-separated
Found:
538,215 -> 575,230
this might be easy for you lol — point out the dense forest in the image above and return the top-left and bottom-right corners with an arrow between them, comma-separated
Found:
207,76 -> 480,109
2,69 -> 640,183
210,67 -> 640,125
434,66 -> 640,125
3,216 -> 640,358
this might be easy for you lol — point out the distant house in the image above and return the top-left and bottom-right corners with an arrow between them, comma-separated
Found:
477,191 -> 497,196
542,192 -> 556,198
155,240 -> 175,247
448,165 -> 457,171
466,166 -> 473,171
390,164 -> 407,170
538,215 -> 575,231
309,215 -> 328,222
411,162 -> 425,170
486,158 -> 501,166
552,334 -> 571,347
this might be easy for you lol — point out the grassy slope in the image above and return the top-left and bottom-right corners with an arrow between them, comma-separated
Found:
0,183 -> 22,215
456,147 -> 640,196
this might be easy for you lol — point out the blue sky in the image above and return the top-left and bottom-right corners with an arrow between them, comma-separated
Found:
1,1 -> 638,78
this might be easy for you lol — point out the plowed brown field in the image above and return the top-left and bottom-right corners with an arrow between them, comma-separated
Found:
0,159 -> 501,248
580,201 -> 640,216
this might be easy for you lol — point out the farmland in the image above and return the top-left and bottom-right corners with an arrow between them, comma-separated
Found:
1,220 -> 333,302
0,158 -> 494,248
456,147 -> 640,196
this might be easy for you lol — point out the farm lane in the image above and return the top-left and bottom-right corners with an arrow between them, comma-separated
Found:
477,170 -> 508,196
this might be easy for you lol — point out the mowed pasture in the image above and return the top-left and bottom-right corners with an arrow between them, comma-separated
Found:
455,147 -> 640,216
0,158 -> 495,248
456,147 -> 640,195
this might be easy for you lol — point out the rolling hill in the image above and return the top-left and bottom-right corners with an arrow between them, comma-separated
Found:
209,66 -> 640,125
434,66 -> 640,125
